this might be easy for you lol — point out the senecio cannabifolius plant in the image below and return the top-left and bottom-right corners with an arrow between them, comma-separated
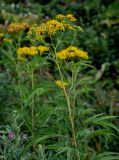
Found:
14,14 -> 119,160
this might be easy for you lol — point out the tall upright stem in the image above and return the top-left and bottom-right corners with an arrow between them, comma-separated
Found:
31,68 -> 35,135
17,61 -> 23,110
56,60 -> 80,160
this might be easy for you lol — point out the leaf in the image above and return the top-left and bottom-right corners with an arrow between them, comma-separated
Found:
28,134 -> 60,146
36,107 -> 57,126
95,152 -> 119,160
76,128 -> 114,142
84,114 -> 117,124
56,147 -> 73,155
23,86 -> 52,108
77,108 -> 95,117
83,114 -> 119,134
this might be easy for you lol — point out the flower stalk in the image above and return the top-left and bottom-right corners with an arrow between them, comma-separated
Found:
56,59 -> 80,160
31,68 -> 35,135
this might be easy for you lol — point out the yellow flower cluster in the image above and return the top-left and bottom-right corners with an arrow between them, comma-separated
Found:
55,80 -> 68,89
56,46 -> 88,60
56,14 -> 77,22
66,14 -> 77,21
64,23 -> 74,30
28,19 -> 65,40
37,46 -> 49,54
8,22 -> 29,33
28,14 -> 77,40
17,45 -> 49,60
31,23 -> 47,40
46,19 -> 65,35
17,46 -> 38,56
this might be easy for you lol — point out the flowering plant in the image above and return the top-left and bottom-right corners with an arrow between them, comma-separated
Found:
0,14 -> 119,160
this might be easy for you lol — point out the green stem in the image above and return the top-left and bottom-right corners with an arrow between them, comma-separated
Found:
71,30 -> 76,45
17,60 -> 23,110
71,67 -> 78,120
31,68 -> 35,135
56,60 -> 80,160
49,33 -> 80,159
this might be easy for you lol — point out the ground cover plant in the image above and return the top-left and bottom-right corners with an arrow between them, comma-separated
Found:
0,1 -> 119,160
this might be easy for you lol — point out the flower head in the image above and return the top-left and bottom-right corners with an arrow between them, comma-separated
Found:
8,132 -> 14,140
46,19 -> 65,35
33,23 -> 47,40
56,46 -> 88,60
37,46 -> 49,54
8,22 -> 29,33
66,14 -> 77,22
17,46 -> 38,58
76,49 -> 88,59
56,49 -> 68,60
17,45 -> 49,61
28,14 -> 78,42
56,14 -> 77,22
56,14 -> 65,19
55,80 -> 68,89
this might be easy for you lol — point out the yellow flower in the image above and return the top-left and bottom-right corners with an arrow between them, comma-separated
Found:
56,14 -> 77,22
56,46 -> 77,60
29,46 -> 38,56
66,14 -> 77,22
17,47 -> 29,56
56,14 -> 65,19
67,46 -> 77,58
56,14 -> 76,30
17,46 -> 38,57
76,50 -> 88,59
67,51 -> 75,58
46,19 -> 65,35
28,20 -> 64,40
8,22 -> 29,33
37,46 -> 49,54
55,80 -> 68,89
56,49 -> 68,60
17,45 -> 49,60
28,14 -> 77,41
35,23 -> 47,40
56,46 -> 88,60
64,23 -> 74,30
